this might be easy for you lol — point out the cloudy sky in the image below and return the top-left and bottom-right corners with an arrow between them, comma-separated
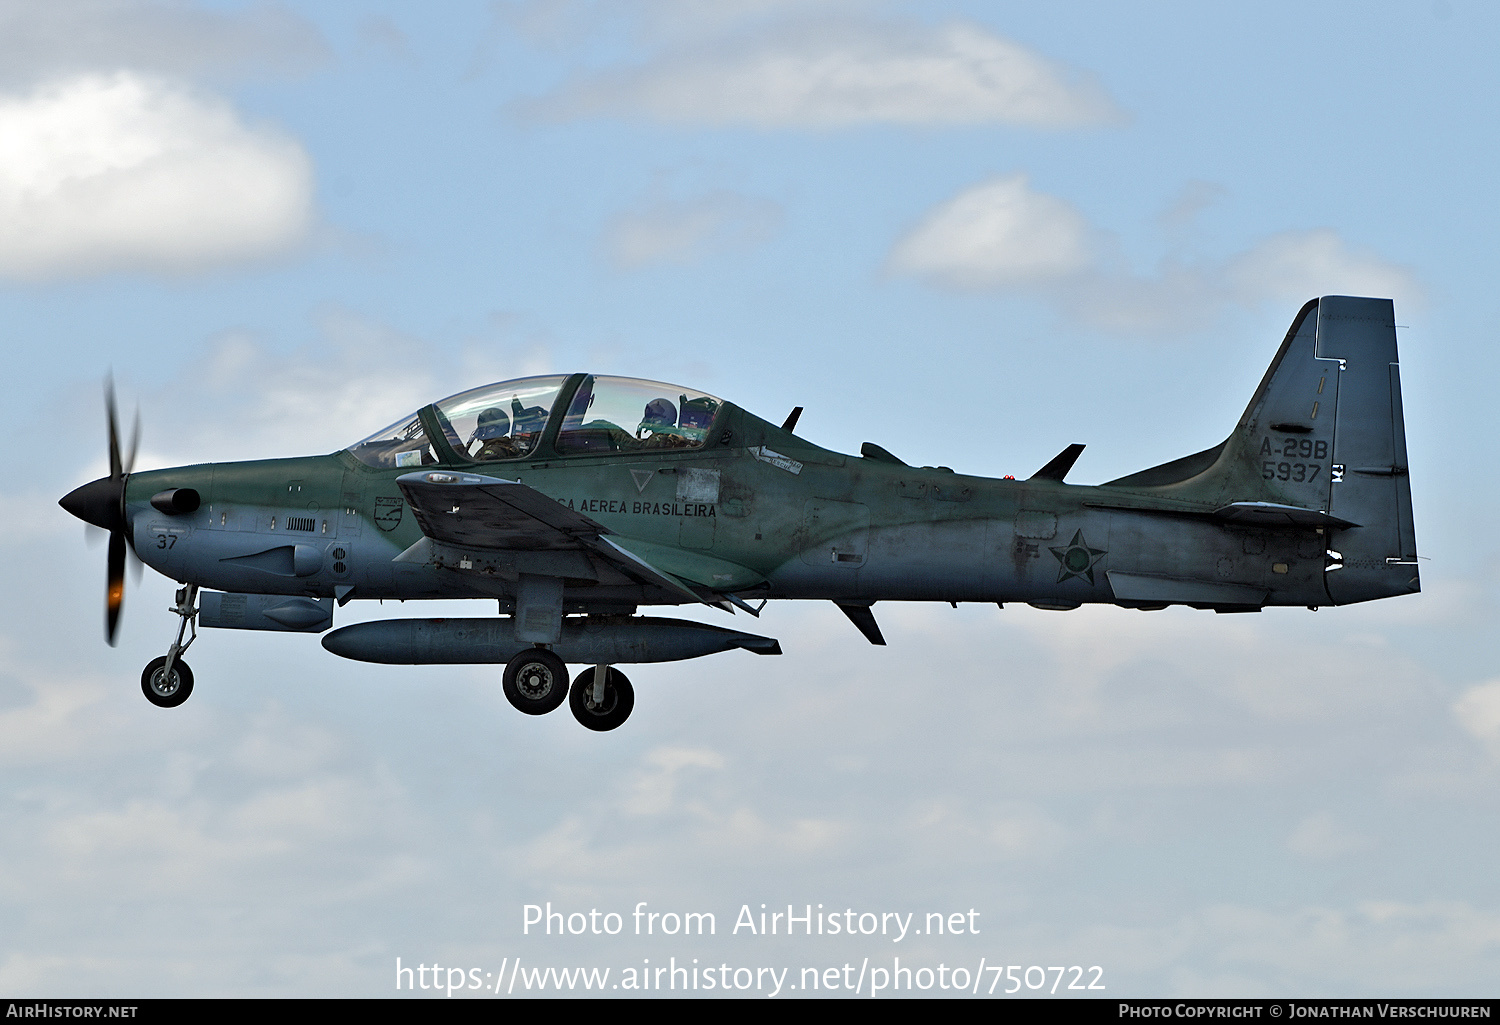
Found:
5,0 -> 1500,999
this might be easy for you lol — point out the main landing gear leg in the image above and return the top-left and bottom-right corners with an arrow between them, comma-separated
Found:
142,584 -> 198,708
591,663 -> 608,705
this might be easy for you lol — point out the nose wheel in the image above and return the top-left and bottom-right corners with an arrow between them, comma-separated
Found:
142,584 -> 199,708
569,666 -> 634,732
142,655 -> 194,707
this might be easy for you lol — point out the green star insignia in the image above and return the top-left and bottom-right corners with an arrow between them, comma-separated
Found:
1050,530 -> 1107,584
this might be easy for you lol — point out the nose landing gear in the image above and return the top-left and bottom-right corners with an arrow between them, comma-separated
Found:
142,584 -> 198,708
141,654 -> 193,707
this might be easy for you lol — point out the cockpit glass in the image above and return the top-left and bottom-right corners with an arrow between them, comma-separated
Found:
347,375 -> 717,467
433,376 -> 569,463
558,376 -> 721,456
346,415 -> 436,469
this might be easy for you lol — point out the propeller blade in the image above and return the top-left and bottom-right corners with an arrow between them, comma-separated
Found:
124,407 -> 139,477
106,377 -> 122,480
106,530 -> 125,646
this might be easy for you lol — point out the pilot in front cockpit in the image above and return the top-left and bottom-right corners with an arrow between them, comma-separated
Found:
469,407 -> 519,461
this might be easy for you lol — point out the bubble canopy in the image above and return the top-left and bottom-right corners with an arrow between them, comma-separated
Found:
346,375 -> 724,468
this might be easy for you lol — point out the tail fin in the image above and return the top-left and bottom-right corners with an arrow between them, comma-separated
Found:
1106,296 -> 1419,605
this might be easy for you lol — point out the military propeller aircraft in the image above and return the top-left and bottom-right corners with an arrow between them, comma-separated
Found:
61,296 -> 1418,731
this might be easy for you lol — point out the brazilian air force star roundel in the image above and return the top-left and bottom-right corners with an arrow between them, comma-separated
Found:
1050,530 -> 1107,584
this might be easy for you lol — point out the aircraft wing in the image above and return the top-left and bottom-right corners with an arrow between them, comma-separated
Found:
396,470 -> 608,552
394,471 -> 762,610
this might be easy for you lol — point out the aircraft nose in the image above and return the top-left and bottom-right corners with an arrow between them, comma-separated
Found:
60,476 -> 125,531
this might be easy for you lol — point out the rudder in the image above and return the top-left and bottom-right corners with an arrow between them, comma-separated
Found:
1315,296 -> 1419,603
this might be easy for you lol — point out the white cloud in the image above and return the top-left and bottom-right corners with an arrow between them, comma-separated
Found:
1286,812 -> 1368,860
887,173 -> 1094,288
0,0 -> 326,87
1189,901 -> 1500,992
604,190 -> 781,269
522,19 -> 1121,128
908,799 -> 1066,860
623,745 -> 726,814
887,175 -> 1421,335
0,647 -> 121,767
179,319 -> 437,462
0,72 -> 313,279
1077,900 -> 1500,995
63,309 -> 558,473
1227,229 -> 1422,311
504,0 -> 867,46
635,0 -> 867,39
1454,680 -> 1500,753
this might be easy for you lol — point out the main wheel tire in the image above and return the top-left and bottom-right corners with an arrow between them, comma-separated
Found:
141,656 -> 194,708
569,667 -> 634,732
503,649 -> 569,715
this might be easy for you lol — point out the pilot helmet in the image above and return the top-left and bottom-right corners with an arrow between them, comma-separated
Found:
642,397 -> 677,428
473,407 -> 511,441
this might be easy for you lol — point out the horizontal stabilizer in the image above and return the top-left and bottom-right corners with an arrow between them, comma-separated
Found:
1030,444 -> 1085,481
1212,502 -> 1358,529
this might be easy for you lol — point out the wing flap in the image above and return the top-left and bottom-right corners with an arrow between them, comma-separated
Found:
601,535 -> 766,591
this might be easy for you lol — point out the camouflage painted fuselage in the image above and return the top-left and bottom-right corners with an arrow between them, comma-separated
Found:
124,295 -> 1420,621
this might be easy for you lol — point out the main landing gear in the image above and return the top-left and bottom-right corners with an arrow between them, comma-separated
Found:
501,649 -> 635,731
142,584 -> 198,708
502,648 -> 569,715
569,666 -> 634,733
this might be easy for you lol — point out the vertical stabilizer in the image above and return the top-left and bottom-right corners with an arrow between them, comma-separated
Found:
1105,296 -> 1418,605
1315,297 -> 1419,603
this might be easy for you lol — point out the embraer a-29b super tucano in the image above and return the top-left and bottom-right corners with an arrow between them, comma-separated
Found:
61,296 -> 1419,731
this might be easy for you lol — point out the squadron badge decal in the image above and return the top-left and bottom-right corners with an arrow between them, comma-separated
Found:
1050,530 -> 1107,584
374,496 -> 404,531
